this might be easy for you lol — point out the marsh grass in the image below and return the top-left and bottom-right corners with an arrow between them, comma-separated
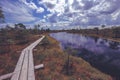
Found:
33,35 -> 112,80
0,34 -> 40,75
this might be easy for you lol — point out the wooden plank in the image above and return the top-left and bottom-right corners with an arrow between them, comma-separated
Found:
19,51 -> 29,80
27,36 -> 45,80
0,73 -> 13,80
10,36 -> 45,80
28,50 -> 35,80
0,64 -> 44,80
29,36 -> 45,49
35,64 -> 44,70
10,50 -> 26,80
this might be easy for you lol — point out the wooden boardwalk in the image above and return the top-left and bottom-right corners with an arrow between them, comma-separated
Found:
10,36 -> 45,80
0,64 -> 44,80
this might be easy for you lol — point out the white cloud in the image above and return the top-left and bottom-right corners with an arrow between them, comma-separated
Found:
1,0 -> 37,23
81,18 -> 88,23
18,0 -> 120,26
39,0 -> 57,5
96,2 -> 110,12
39,0 -> 65,14
111,10 -> 120,20
34,19 -> 46,24
1,0 -> 120,28
67,0 -> 74,5
36,7 -> 44,13
28,2 -> 38,9
19,0 -> 45,13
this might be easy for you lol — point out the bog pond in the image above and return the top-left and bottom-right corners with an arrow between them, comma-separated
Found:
50,32 -> 120,79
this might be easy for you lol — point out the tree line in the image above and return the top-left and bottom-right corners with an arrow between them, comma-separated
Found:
0,23 -> 50,54
67,25 -> 120,38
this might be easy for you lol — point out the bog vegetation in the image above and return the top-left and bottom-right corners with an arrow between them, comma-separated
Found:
67,25 -> 120,39
0,23 -> 50,54
0,23 -> 50,75
33,35 -> 112,80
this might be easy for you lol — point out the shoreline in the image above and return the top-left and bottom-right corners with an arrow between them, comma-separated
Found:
33,35 -> 112,80
68,32 -> 120,43
84,34 -> 120,43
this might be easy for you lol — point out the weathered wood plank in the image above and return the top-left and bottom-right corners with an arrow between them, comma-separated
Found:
28,50 -> 35,80
0,73 -> 13,80
19,51 -> 29,80
0,64 -> 44,80
29,36 -> 45,49
10,50 -> 26,80
35,64 -> 44,70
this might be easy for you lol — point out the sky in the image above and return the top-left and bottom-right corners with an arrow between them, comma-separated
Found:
0,0 -> 120,29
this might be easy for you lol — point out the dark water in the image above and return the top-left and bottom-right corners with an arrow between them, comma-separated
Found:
50,32 -> 120,79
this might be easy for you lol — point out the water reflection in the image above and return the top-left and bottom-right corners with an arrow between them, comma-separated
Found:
50,32 -> 120,79
109,41 -> 120,50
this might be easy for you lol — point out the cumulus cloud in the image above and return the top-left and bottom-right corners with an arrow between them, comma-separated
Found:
39,0 -> 65,14
1,0 -> 120,28
18,0 -> 120,27
36,7 -> 44,13
111,9 -> 120,20
47,13 -> 58,23
28,2 -> 38,9
19,0 -> 45,13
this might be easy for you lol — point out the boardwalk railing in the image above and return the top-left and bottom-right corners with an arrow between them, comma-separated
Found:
9,36 -> 45,80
